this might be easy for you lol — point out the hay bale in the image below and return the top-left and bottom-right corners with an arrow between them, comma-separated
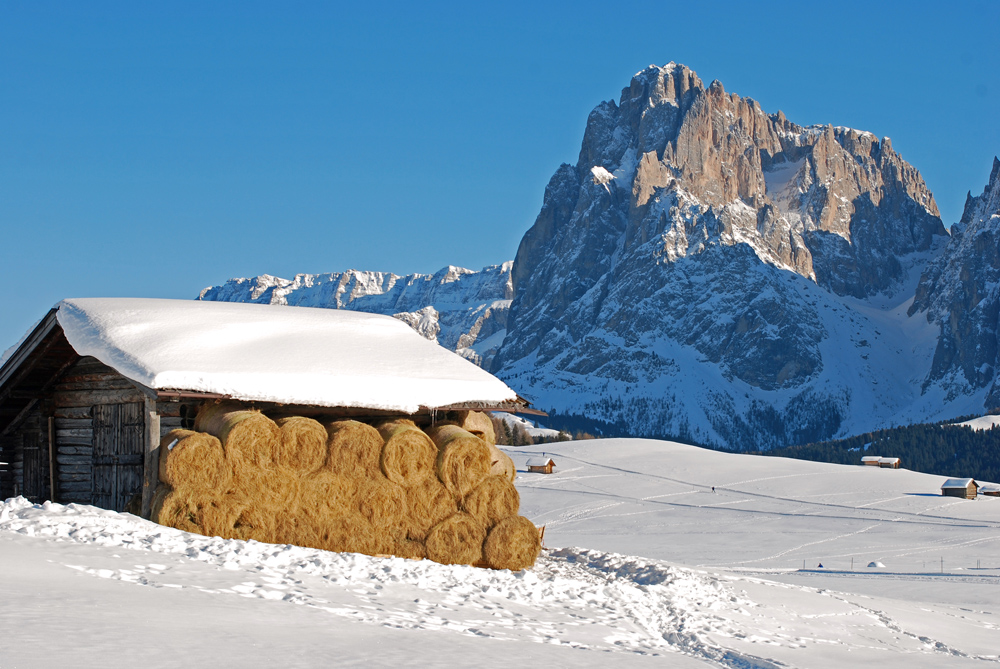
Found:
424,512 -> 486,565
229,497 -> 278,543
313,513 -> 380,554
449,410 -> 496,446
274,417 -> 328,475
482,515 -> 541,571
403,477 -> 458,542
375,420 -> 437,488
324,420 -> 383,478
356,476 -> 406,533
487,444 -> 516,482
461,476 -> 519,529
426,424 -> 491,500
195,404 -> 281,486
393,538 -> 427,560
300,470 -> 357,519
151,484 -> 212,535
158,429 -> 232,490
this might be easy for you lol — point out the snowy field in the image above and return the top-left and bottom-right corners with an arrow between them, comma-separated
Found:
2,439 -> 999,668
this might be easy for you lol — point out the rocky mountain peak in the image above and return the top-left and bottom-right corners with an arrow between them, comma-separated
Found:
493,63 -> 951,448
911,158 -> 1000,405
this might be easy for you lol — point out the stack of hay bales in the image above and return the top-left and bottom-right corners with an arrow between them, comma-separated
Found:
150,403 -> 540,571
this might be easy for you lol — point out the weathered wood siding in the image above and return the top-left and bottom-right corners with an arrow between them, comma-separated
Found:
1,353 -> 202,507
51,357 -> 146,506
0,403 -> 50,502
92,402 -> 145,511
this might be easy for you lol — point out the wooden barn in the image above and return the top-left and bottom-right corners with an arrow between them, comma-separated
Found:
878,457 -> 901,469
941,478 -> 979,499
861,456 -> 881,466
526,457 -> 555,474
0,298 -> 536,519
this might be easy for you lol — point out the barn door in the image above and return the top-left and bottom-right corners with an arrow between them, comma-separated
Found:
92,403 -> 145,511
22,430 -> 46,502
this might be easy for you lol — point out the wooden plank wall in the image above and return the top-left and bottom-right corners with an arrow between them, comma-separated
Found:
2,355 -> 200,505
0,403 -> 49,501
51,358 -> 146,504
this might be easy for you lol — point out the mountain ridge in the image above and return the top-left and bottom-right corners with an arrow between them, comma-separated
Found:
199,64 -> 1000,449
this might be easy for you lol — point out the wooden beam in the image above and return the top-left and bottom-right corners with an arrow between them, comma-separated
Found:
48,416 -> 56,503
0,398 -> 39,439
155,390 -> 229,401
140,396 -> 160,519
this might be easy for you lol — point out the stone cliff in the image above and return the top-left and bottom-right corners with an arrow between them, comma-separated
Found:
492,63 -> 950,447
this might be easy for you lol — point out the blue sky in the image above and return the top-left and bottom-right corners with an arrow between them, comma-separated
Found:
1,1 -> 998,348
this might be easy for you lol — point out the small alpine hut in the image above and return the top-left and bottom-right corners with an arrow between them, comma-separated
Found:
861,456 -> 881,466
981,485 -> 1000,497
941,478 -> 979,499
878,457 -> 901,469
0,298 -> 536,516
526,457 -> 555,474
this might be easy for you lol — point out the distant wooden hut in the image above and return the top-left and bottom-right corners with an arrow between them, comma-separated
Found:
878,457 -> 901,469
979,486 -> 1000,497
526,457 -> 555,474
861,456 -> 881,466
941,478 -> 979,499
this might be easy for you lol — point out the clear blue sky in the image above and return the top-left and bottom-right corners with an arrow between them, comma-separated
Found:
1,1 -> 997,348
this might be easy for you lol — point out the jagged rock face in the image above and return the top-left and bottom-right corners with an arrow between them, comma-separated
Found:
911,158 -> 1000,406
199,263 -> 513,369
494,63 -> 947,447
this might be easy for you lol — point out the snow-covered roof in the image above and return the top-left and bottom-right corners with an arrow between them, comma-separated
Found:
878,457 -> 900,464
526,457 -> 555,467
53,297 -> 520,413
941,478 -> 977,489
861,456 -> 881,462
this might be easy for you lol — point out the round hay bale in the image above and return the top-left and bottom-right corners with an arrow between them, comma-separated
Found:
198,494 -> 244,540
151,485 -> 213,535
274,417 -> 328,475
356,476 -> 406,533
426,424 -> 491,500
461,476 -> 520,529
229,498 -> 278,543
483,515 -> 541,571
375,420 -> 436,488
158,429 -> 232,490
403,477 -> 458,542
424,512 -> 486,565
196,405 -> 281,486
487,444 -> 516,482
448,410 -> 496,446
317,513 -> 379,554
393,538 -> 427,560
324,420 -> 383,478
299,470 -> 357,519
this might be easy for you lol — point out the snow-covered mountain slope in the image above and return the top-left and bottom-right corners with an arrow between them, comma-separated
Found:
3,439 -> 998,668
200,263 -> 512,368
490,63 -> 964,447
911,158 -> 1000,408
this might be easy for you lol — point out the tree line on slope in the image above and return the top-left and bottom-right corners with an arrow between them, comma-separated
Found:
753,421 -> 1000,482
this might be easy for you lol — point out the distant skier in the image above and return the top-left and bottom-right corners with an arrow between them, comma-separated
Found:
818,563 -> 824,568
712,486 -> 715,493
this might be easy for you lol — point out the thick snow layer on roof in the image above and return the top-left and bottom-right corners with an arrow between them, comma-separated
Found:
941,478 -> 976,488
55,297 -> 518,412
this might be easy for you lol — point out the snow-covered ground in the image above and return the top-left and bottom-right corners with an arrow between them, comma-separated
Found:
952,415 -> 1000,431
3,439 -> 999,667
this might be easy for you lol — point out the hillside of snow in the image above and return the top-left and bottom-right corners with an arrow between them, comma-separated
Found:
3,439 -> 998,668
